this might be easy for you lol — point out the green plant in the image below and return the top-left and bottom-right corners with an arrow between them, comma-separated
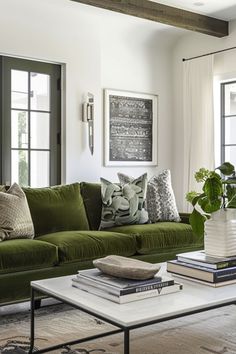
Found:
186,162 -> 236,238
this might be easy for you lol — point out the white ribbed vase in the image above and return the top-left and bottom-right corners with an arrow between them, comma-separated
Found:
204,209 -> 236,257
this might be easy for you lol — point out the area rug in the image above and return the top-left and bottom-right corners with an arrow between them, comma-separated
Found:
1,303 -> 236,354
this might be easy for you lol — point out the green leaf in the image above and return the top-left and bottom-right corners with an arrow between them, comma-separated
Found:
216,162 -> 235,176
191,193 -> 206,207
203,176 -> 223,203
199,176 -> 223,212
209,171 -> 221,180
189,208 -> 206,238
191,193 -> 206,206
198,196 -> 221,213
222,178 -> 236,185
226,185 -> 236,208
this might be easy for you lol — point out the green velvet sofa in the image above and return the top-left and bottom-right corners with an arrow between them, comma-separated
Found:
0,182 -> 203,306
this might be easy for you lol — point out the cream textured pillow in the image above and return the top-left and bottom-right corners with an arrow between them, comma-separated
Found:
0,183 -> 34,241
147,170 -> 180,222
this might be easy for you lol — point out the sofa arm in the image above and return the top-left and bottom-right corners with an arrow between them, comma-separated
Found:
179,212 -> 191,224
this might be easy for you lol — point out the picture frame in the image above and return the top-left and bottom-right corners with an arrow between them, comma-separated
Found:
104,89 -> 158,166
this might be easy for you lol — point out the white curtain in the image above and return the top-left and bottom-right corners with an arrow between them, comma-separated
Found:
183,55 -> 215,212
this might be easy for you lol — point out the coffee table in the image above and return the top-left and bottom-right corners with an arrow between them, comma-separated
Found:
29,265 -> 236,354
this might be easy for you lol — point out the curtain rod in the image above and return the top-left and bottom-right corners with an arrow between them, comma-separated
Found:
182,46 -> 236,62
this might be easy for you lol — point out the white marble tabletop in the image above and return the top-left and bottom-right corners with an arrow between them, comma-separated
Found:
31,265 -> 236,327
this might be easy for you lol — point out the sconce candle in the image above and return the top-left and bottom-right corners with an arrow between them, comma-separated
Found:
82,92 -> 94,155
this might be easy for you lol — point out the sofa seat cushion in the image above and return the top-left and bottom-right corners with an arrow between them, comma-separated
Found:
107,223 -> 203,255
0,239 -> 58,274
37,231 -> 137,263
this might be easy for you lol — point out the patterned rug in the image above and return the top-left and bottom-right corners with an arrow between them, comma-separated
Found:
1,302 -> 236,354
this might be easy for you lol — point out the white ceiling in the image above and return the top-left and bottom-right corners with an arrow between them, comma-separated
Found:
151,0 -> 236,20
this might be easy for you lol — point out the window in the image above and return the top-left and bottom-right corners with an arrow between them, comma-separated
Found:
0,56 -> 61,187
221,81 -> 236,167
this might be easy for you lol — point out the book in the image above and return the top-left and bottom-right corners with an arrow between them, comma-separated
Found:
77,268 -> 163,289
167,260 -> 236,283
177,250 -> 236,270
172,273 -> 236,287
72,280 -> 183,304
74,274 -> 174,296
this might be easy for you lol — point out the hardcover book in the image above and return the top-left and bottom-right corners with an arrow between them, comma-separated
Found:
74,274 -> 174,296
167,260 -> 236,283
72,280 -> 183,304
177,250 -> 236,270
172,273 -> 236,287
77,268 -> 163,289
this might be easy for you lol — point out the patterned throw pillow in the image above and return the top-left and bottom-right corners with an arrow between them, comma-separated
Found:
118,170 -> 180,223
100,174 -> 148,229
0,183 -> 34,241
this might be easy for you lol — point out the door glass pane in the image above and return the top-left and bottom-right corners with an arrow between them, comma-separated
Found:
11,70 -> 28,109
30,73 -> 50,111
225,83 -> 236,116
11,150 -> 29,186
30,112 -> 50,149
30,151 -> 49,187
225,146 -> 236,167
11,111 -> 28,148
225,117 -> 236,144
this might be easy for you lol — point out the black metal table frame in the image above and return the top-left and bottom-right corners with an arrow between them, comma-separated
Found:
28,286 -> 236,354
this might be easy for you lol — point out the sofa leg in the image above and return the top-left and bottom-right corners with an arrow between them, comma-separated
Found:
34,299 -> 41,309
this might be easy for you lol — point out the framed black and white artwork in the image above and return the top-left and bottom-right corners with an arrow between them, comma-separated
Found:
104,89 -> 158,166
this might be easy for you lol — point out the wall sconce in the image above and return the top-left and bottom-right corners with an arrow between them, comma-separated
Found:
82,92 -> 94,155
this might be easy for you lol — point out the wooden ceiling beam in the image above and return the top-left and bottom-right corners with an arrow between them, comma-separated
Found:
70,0 -> 228,38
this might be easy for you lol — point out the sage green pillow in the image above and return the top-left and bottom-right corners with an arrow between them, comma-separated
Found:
100,174 -> 148,229
23,183 -> 89,236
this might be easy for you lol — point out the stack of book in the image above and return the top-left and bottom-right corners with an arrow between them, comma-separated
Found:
72,268 -> 182,304
167,250 -> 236,287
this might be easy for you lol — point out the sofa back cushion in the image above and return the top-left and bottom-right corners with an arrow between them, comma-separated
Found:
80,182 -> 102,230
23,183 -> 89,236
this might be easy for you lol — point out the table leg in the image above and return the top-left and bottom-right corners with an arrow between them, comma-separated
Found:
124,329 -> 130,354
28,288 -> 35,354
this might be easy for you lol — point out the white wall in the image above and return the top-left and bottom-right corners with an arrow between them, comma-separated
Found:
0,0 -> 182,184
172,21 -> 236,210
100,13 -> 181,182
